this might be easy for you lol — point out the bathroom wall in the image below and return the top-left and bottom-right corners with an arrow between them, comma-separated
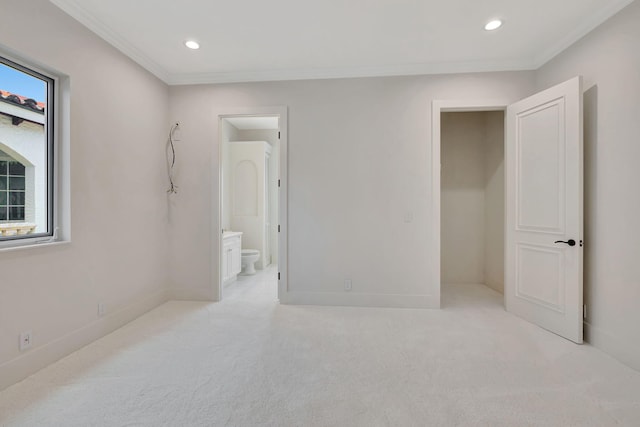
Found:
222,126 -> 279,270
235,129 -> 279,265
229,141 -> 270,269
441,111 -> 504,292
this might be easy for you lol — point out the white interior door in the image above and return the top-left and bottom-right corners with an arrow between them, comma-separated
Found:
505,76 -> 583,343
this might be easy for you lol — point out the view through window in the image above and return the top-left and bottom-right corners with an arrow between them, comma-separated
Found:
0,56 -> 53,241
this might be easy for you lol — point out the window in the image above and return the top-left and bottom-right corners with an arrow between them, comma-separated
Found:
0,54 -> 55,243
0,159 -> 26,221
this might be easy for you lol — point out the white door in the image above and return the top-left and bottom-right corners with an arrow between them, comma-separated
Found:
505,76 -> 583,343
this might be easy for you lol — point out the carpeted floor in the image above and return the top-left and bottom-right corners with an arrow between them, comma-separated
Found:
1,267 -> 640,426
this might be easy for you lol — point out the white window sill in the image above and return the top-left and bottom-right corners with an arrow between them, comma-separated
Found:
0,239 -> 70,253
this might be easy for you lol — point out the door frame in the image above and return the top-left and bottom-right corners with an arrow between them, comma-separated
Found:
214,106 -> 289,303
431,99 -> 510,305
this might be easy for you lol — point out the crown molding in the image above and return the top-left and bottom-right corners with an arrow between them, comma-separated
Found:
49,0 -> 170,83
533,0 -> 635,68
166,58 -> 536,86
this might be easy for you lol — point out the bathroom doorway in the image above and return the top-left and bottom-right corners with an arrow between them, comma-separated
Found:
437,105 -> 506,307
217,109 -> 288,302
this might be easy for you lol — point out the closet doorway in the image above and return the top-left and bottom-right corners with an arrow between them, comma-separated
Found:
432,77 -> 584,343
440,110 -> 505,300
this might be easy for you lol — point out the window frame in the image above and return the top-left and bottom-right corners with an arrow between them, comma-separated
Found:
0,53 -> 56,247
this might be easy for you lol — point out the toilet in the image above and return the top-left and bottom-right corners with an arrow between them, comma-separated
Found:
241,249 -> 260,275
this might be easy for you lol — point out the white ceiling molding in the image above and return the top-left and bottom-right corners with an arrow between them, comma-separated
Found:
166,58 -> 536,86
532,0 -> 636,68
49,0 -> 170,83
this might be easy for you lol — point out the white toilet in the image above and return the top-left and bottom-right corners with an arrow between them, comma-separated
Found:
241,249 -> 260,275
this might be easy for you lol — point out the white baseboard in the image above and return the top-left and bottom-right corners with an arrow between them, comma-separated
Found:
283,291 -> 440,309
0,289 -> 169,391
585,321 -> 640,372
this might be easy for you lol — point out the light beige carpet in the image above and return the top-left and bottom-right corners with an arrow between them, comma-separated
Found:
1,268 -> 640,426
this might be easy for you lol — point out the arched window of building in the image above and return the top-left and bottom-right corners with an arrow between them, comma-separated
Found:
0,152 -> 27,222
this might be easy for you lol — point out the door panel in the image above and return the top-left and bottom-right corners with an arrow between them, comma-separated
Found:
517,243 -> 565,311
506,76 -> 583,343
517,100 -> 565,232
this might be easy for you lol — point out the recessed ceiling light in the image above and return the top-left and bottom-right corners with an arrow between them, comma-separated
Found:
185,40 -> 200,50
484,20 -> 503,31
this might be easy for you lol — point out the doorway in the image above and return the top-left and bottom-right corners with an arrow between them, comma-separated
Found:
431,76 -> 583,343
439,110 -> 505,305
217,108 -> 288,302
431,100 -> 509,306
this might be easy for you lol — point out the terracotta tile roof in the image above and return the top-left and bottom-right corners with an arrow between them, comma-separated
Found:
0,90 -> 45,113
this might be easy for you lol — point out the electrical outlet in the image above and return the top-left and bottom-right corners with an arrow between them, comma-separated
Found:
98,303 -> 106,317
19,331 -> 32,351
344,279 -> 352,292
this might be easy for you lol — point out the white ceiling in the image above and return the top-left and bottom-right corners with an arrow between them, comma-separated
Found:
50,0 -> 634,85
225,117 -> 279,130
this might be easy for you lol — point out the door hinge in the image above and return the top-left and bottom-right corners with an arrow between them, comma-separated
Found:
278,225 -> 280,232
278,179 -> 280,187
583,304 -> 587,319
278,272 -> 281,280
278,131 -> 281,139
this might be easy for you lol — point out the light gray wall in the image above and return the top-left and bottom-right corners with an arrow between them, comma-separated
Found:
441,112 -> 504,292
536,0 -> 640,370
168,72 -> 534,306
0,0 -> 170,387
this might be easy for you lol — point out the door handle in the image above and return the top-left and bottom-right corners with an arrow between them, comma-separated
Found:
554,239 -> 576,247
